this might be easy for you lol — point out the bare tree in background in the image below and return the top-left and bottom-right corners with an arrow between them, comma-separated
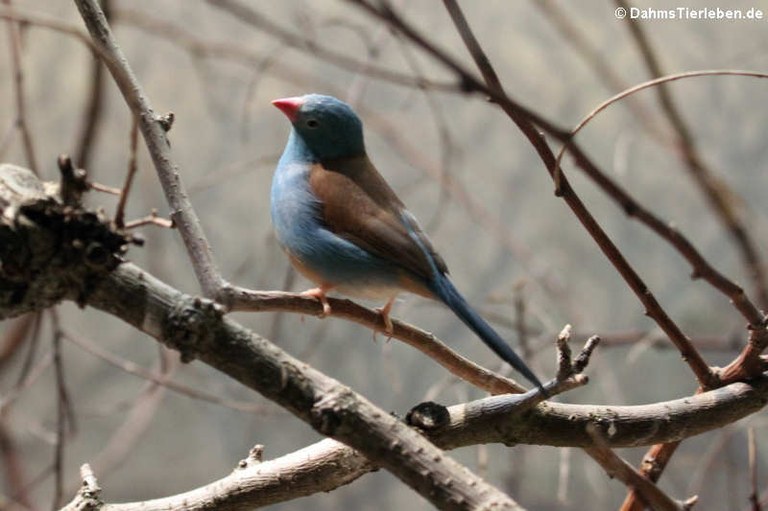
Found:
1,1 -> 767,510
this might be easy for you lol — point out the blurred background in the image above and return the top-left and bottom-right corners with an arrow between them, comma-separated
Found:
1,0 -> 768,509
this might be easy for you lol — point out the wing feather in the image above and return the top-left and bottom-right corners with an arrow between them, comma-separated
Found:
309,156 -> 447,283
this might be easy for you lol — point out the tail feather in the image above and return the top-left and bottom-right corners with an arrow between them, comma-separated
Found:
431,275 -> 545,392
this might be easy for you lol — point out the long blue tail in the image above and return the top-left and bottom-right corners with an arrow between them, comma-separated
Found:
431,275 -> 544,392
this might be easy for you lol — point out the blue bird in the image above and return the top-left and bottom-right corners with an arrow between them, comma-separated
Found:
271,94 -> 544,391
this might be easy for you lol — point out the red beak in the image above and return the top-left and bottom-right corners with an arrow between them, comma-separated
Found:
271,97 -> 304,122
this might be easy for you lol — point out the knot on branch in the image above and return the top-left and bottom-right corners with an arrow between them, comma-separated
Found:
310,386 -> 356,436
163,295 -> 224,362
405,401 -> 450,431
0,163 -> 138,318
58,155 -> 89,206
236,444 -> 265,469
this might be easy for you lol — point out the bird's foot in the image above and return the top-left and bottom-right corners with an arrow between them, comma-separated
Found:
376,298 -> 395,337
301,288 -> 331,316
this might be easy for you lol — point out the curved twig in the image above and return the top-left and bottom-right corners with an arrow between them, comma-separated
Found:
224,287 -> 529,394
353,0 -> 715,388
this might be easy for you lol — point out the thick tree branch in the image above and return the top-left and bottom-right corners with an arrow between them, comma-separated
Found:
4,165 -> 766,510
59,376 -> 768,510
86,265 -> 528,510
1,162 -> 527,510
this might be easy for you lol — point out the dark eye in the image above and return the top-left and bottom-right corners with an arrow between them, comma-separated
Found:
306,118 -> 319,129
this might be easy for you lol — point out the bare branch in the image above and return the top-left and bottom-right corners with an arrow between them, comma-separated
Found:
584,423 -> 695,511
549,69 -> 768,334
73,0 -> 227,298
2,0 -> 38,174
123,210 -> 174,230
615,0 -> 768,311
358,0 -> 713,387
226,287 -> 529,394
114,117 -> 139,229
2,163 -> 528,510
205,0 -> 458,93
87,267 -> 527,510
73,0 -> 111,170
63,327 -> 271,413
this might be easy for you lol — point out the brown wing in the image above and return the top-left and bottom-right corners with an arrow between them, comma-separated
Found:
309,155 -> 448,282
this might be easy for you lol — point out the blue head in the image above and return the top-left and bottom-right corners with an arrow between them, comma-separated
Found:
272,94 -> 365,161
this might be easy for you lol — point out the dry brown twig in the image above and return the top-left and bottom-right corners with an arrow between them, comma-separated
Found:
352,4 -> 768,509
353,0 -> 716,389
584,423 -> 698,511
614,0 -> 768,312
2,0 -> 38,174
50,310 -> 75,510
88,181 -> 122,195
114,117 -> 139,229
554,69 -> 768,332
73,0 -> 111,169
63,328 -> 271,413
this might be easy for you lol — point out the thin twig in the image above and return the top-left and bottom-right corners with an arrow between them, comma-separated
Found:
205,0 -> 457,93
74,0 -> 227,298
50,310 -> 73,511
88,181 -> 122,195
114,116 -> 139,228
366,0 -> 715,388
748,427 -> 761,511
535,0 -> 666,141
584,423 -> 695,511
2,0 -> 38,174
616,0 -> 768,311
123,210 -> 174,230
74,0 -> 111,169
619,439 -> 683,510
557,70 -> 768,182
63,328 -> 271,413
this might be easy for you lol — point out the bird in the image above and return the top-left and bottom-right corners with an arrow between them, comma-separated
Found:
270,93 -> 544,392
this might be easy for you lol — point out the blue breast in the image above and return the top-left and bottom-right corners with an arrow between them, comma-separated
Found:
271,132 -> 403,296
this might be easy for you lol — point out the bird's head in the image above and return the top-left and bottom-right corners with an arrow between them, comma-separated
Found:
272,94 -> 365,161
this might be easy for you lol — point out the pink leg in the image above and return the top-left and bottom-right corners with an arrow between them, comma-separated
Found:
301,287 -> 331,316
377,297 -> 396,335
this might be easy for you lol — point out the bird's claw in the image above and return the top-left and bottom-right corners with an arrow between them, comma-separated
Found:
377,298 -> 395,337
301,288 -> 331,317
